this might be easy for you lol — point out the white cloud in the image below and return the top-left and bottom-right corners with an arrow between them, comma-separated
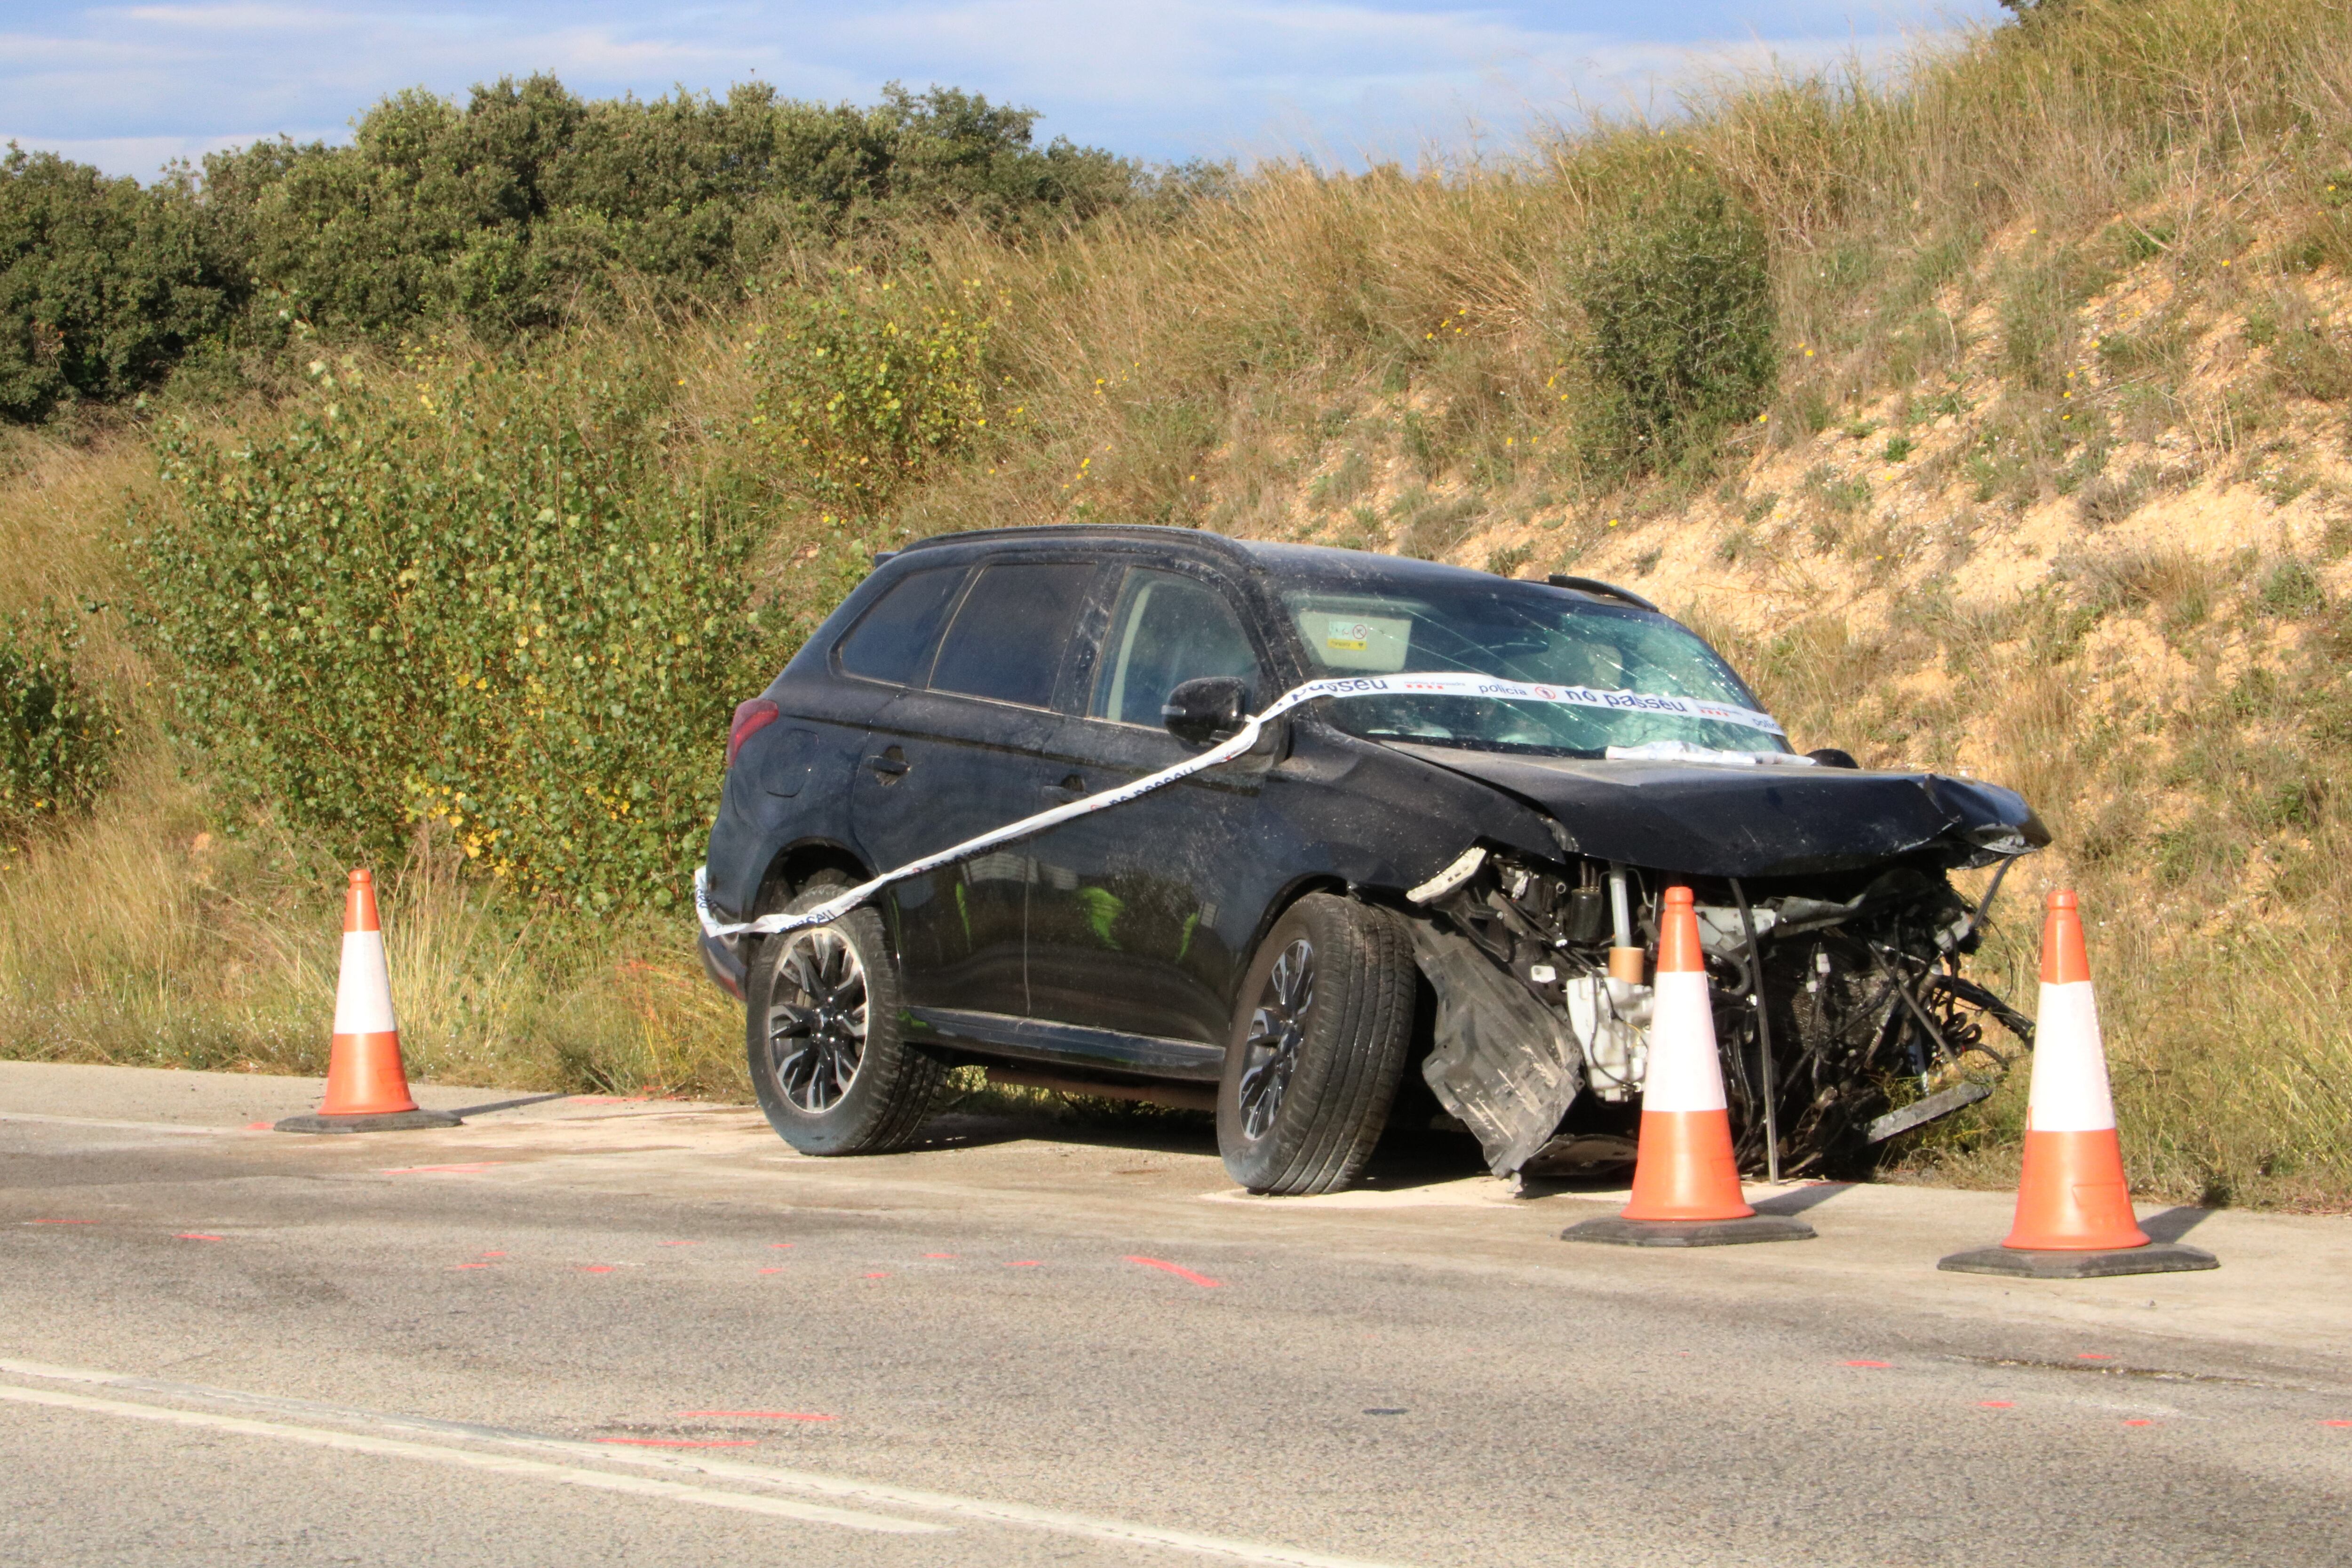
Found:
117,4 -> 347,28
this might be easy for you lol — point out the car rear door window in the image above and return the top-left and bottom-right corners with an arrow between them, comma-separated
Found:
836,565 -> 966,686
929,561 -> 1096,708
1091,568 -> 1262,726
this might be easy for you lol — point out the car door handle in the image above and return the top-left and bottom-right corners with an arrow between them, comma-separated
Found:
865,747 -> 909,779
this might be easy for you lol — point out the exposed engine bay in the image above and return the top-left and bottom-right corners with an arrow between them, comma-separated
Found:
1404,844 -> 2037,1179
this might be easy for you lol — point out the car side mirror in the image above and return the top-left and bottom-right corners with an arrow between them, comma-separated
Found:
1807,747 -> 1861,769
1162,676 -> 1248,745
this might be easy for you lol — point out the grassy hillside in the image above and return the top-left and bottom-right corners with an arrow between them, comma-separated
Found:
5,0 -> 2349,1205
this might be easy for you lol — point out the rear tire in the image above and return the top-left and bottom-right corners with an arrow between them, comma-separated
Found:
1217,893 -> 1414,1195
746,878 -> 942,1155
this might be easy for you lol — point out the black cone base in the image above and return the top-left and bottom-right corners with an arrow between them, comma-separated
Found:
1562,1214 -> 1817,1248
1938,1241 -> 2218,1278
274,1108 -> 463,1134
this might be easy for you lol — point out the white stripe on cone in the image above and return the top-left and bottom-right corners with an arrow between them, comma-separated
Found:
2024,980 -> 2114,1133
332,930 -> 398,1037
1639,970 -> 1728,1113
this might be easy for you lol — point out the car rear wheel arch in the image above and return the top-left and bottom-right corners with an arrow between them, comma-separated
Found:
755,840 -> 872,916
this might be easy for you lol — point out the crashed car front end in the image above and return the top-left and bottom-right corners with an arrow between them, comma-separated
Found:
1249,550 -> 2049,1180
1392,754 -> 2048,1179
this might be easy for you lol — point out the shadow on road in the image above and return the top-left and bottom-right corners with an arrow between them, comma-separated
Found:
911,1107 -> 1221,1158
1753,1182 -> 1859,1217
2139,1204 -> 2215,1242
444,1093 -> 574,1119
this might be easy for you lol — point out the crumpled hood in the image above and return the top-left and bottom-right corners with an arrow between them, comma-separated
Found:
1387,744 -> 2049,878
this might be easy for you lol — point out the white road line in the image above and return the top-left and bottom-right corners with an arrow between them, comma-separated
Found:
0,1381 -> 943,1536
0,1358 -> 1416,1568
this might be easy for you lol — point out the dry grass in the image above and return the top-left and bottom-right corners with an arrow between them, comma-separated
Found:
0,739 -> 747,1096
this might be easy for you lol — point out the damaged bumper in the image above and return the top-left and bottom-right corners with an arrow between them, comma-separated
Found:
1401,816 -> 2039,1179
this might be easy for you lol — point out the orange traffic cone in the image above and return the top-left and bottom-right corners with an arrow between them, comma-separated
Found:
276,871 -> 461,1134
1939,890 -> 2214,1278
1564,885 -> 1813,1247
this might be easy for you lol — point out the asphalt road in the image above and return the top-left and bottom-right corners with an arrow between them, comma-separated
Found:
4,1060 -> 2350,1568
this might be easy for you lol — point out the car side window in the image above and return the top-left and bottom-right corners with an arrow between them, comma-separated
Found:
835,565 -> 966,686
1090,568 -> 1263,726
929,561 -> 1096,708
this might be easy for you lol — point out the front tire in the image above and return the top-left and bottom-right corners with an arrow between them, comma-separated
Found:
746,879 -> 942,1155
1217,893 -> 1414,1195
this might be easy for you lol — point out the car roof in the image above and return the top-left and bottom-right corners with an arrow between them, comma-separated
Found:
896,525 -> 1597,602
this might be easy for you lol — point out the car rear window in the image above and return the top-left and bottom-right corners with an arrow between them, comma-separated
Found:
836,565 -> 967,686
929,561 -> 1096,708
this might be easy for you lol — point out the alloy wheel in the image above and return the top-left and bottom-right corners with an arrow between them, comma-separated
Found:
766,927 -> 869,1112
1238,938 -> 1315,1139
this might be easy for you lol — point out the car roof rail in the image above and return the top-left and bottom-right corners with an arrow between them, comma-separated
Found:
1546,573 -> 1660,613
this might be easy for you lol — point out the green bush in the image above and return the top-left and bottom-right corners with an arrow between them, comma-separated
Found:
747,271 -> 991,514
1573,160 -> 1777,475
0,602 -> 116,849
202,78 -> 1136,347
0,79 -> 1136,424
128,350 -> 789,909
0,148 -> 238,421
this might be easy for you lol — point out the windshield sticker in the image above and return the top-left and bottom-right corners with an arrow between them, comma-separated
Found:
1295,609 -> 1412,672
698,670 -> 1788,943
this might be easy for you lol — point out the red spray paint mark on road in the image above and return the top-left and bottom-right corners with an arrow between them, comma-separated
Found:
1842,1361 -> 1892,1369
1005,1260 -> 1042,1268
579,1266 -> 615,1274
176,1233 -> 223,1242
862,1272 -> 889,1279
2078,1353 -> 2116,1361
659,1241 -> 700,1247
923,1253 -> 957,1259
594,1438 -> 758,1449
758,1267 -> 787,1274
451,1263 -> 493,1270
380,1162 -> 508,1175
1125,1256 -> 1223,1289
245,1122 -> 272,1130
769,1243 -> 794,1250
31,1219 -> 95,1226
675,1410 -> 836,1422
1979,1401 -> 2016,1409
2123,1419 -> 2156,1427
479,1251 -> 506,1258
2323,1420 -> 2352,1428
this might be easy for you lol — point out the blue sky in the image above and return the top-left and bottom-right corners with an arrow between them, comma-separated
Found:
3,1 -> 2003,180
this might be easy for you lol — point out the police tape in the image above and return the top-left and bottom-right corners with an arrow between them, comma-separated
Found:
693,670 -> 1788,941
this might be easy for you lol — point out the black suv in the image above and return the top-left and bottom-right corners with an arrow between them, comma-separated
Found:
700,527 -> 2045,1194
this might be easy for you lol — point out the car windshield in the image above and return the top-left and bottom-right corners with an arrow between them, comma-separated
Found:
1280,580 -> 1785,757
